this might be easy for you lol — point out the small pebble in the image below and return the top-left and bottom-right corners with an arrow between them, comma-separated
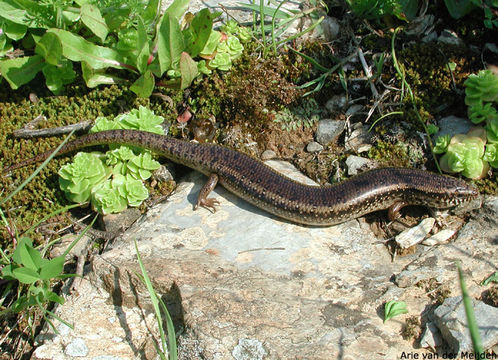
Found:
316,119 -> 345,145
345,104 -> 363,116
152,164 -> 175,183
435,115 -> 472,140
306,141 -> 323,153
325,95 -> 347,114
261,150 -> 277,161
395,218 -> 435,249
321,16 -> 340,41
345,155 -> 376,176
422,229 -> 456,246
344,123 -> 373,153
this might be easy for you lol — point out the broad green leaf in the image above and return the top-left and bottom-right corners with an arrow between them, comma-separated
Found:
81,62 -> 121,87
443,0 -> 475,19
103,7 -> 129,31
81,3 -> 108,42
11,295 -> 30,313
12,267 -> 39,284
0,1 -> 30,26
3,18 -> 27,40
136,16 -> 150,73
47,29 -> 126,70
35,32 -> 62,65
62,10 -> 80,23
184,8 -> 214,58
0,55 -> 44,89
1,264 -> 16,280
39,256 -> 65,280
179,52 -> 198,90
384,300 -> 408,323
12,237 -> 33,264
44,289 -> 65,304
130,70 -> 155,98
42,60 -> 76,94
143,0 -> 160,24
19,242 -> 42,271
156,13 -> 184,76
164,0 -> 190,20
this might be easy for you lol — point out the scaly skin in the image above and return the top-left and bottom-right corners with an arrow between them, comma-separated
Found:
3,130 -> 480,225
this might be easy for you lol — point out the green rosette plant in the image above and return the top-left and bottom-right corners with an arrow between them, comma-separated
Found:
59,107 -> 164,214
58,152 -> 110,204
91,177 -> 129,215
484,143 -> 498,168
438,133 -> 489,179
486,117 -> 498,143
435,70 -> 498,179
469,102 -> 498,125
126,152 -> 161,181
464,70 -> 498,107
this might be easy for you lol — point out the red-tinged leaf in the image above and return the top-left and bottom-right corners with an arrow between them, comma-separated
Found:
179,52 -> 198,90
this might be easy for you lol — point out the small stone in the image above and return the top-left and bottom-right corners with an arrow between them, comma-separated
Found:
261,150 -> 277,161
232,338 -> 267,360
306,141 -> 324,153
345,104 -> 363,116
395,218 -> 435,249
420,321 -> 443,351
152,164 -> 175,183
434,296 -> 498,353
344,123 -> 373,153
64,337 -> 88,357
345,155 -> 376,176
316,119 -> 345,145
422,229 -> 457,246
438,29 -> 465,47
321,16 -> 340,41
435,115 -> 472,139
325,95 -> 347,114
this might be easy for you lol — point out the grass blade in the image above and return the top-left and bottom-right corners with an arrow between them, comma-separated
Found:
457,264 -> 484,356
134,239 -> 177,360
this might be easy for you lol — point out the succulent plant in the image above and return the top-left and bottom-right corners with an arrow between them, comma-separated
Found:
59,152 -> 111,204
59,107 -> 166,214
209,52 -> 232,71
469,102 -> 498,124
464,69 -> 498,107
91,177 -> 128,215
438,129 -> 490,179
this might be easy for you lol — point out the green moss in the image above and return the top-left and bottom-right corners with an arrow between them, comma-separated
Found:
368,140 -> 413,167
398,42 -> 481,118
0,81 -> 178,247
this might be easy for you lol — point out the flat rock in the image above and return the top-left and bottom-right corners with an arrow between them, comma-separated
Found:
433,296 -> 498,353
32,164 -> 498,359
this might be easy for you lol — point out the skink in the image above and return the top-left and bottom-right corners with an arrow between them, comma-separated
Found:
3,129 -> 479,226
